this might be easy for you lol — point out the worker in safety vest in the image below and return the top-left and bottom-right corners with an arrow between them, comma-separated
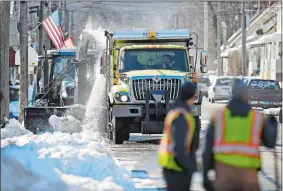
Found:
202,79 -> 278,191
158,81 -> 199,191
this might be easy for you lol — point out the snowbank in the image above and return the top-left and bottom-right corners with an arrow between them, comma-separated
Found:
1,131 -> 136,191
1,119 -> 31,139
49,115 -> 82,134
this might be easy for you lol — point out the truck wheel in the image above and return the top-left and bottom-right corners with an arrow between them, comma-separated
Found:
124,131 -> 130,141
194,116 -> 201,149
279,109 -> 282,123
211,98 -> 215,103
107,108 -> 113,140
113,117 -> 124,144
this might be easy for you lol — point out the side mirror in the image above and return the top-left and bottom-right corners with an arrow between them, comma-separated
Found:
200,64 -> 208,73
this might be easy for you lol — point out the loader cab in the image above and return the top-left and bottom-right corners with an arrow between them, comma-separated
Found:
35,48 -> 77,106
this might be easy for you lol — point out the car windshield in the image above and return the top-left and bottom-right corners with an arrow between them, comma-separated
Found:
119,48 -> 189,72
53,57 -> 75,80
198,78 -> 210,84
215,78 -> 234,86
248,80 -> 280,90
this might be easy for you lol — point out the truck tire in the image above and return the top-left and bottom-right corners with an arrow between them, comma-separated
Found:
108,108 -> 113,140
124,131 -> 130,141
194,116 -> 201,149
279,108 -> 282,124
113,117 -> 124,144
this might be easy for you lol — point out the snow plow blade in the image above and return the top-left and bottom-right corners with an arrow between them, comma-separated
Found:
24,106 -> 85,134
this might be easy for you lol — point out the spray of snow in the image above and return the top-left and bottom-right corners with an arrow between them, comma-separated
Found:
79,25 -> 108,139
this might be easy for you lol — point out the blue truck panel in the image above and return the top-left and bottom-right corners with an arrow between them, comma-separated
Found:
113,29 -> 190,40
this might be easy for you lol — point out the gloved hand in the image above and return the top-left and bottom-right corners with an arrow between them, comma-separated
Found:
268,115 -> 278,125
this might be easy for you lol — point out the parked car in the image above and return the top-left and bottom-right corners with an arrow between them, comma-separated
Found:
197,77 -> 211,98
244,78 -> 282,109
208,76 -> 235,103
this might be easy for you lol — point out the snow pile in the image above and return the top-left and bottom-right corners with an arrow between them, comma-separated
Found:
1,119 -> 31,139
1,132 -> 136,191
49,115 -> 82,134
1,154 -> 68,191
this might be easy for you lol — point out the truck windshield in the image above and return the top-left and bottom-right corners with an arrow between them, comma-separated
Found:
119,48 -> 189,72
248,80 -> 280,90
53,57 -> 75,80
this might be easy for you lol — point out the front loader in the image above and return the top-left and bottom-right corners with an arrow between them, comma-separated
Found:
24,48 -> 87,134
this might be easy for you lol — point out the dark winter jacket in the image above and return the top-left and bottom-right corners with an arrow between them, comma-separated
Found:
202,98 -> 278,190
167,100 -> 198,173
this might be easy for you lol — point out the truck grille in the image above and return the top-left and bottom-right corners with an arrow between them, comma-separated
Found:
132,78 -> 181,101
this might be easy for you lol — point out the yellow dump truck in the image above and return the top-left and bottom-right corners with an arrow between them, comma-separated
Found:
100,29 -> 208,144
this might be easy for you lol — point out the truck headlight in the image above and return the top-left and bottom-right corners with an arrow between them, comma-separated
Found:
120,95 -> 128,102
114,92 -> 129,102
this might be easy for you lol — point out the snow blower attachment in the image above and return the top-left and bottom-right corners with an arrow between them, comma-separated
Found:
24,48 -> 87,134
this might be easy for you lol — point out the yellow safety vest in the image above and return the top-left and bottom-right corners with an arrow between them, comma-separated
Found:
212,107 -> 264,169
158,108 -> 195,172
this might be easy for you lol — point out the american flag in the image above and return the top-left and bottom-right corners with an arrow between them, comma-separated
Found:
42,8 -> 65,49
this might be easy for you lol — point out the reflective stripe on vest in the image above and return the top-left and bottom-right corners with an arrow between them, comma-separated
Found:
158,108 -> 195,172
213,107 -> 264,158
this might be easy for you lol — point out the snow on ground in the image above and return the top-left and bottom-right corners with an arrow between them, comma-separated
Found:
49,115 -> 82,134
1,119 -> 31,139
1,124 -> 137,191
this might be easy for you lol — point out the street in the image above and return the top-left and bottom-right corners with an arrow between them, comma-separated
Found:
1,1 -> 282,190
110,98 -> 282,191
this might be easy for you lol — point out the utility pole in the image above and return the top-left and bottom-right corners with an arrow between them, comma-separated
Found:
44,2 -> 50,50
64,1 -> 68,34
66,9 -> 69,35
71,11 -> 74,38
36,1 -> 46,93
216,2 -> 222,76
0,2 -> 11,125
204,1 -> 208,51
176,14 -> 179,29
241,2 -> 246,76
19,1 -> 29,122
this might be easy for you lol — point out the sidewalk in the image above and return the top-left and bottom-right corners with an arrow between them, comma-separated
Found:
259,149 -> 282,190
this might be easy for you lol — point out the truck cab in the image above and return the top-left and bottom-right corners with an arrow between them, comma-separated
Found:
101,29 -> 208,144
